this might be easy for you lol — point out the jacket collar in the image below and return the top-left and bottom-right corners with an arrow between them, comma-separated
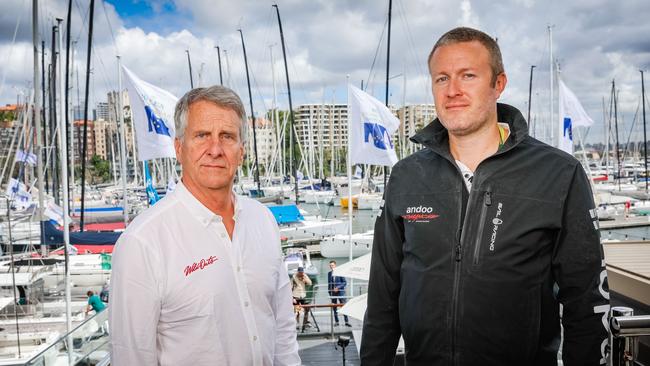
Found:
410,103 -> 529,157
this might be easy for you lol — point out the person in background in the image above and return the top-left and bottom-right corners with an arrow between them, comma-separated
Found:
327,260 -> 351,327
291,267 -> 312,329
85,290 -> 106,315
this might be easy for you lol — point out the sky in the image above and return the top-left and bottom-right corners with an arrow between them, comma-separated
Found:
1,0 -> 649,144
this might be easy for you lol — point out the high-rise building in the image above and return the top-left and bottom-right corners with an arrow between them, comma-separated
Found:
73,120 -> 96,160
246,117 -> 276,169
93,119 -> 109,160
96,102 -> 110,121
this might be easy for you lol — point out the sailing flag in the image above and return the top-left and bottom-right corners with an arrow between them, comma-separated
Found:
348,85 -> 400,166
5,178 -> 32,210
144,162 -> 160,206
43,201 -> 71,226
16,149 -> 37,165
122,66 -> 178,161
558,78 -> 594,154
353,165 -> 363,179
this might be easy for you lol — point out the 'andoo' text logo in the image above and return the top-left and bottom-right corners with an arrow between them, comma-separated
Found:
489,203 -> 503,251
402,206 -> 439,222
184,255 -> 218,276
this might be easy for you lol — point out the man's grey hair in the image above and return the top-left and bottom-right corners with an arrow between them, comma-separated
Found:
174,85 -> 248,144
427,27 -> 504,87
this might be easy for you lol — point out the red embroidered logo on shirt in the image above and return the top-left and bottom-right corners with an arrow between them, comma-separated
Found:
184,255 -> 218,276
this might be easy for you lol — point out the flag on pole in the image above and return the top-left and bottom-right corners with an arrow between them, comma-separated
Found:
144,162 -> 160,206
5,178 -> 33,210
558,78 -> 594,154
16,149 -> 37,165
348,85 -> 400,166
122,66 -> 178,161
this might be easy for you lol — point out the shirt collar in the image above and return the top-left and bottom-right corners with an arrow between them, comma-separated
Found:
174,181 -> 243,227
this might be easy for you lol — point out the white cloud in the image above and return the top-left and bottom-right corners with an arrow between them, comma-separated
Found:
1,0 -> 649,144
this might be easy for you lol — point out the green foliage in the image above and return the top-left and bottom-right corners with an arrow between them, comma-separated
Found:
0,111 -> 15,121
89,155 -> 111,183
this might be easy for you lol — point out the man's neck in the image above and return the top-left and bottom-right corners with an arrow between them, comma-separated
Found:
449,122 -> 501,172
182,179 -> 235,216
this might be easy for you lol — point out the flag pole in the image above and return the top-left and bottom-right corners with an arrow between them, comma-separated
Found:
117,57 -> 129,225
346,78 -> 354,297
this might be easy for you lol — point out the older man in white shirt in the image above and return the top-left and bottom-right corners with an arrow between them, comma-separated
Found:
109,86 -> 300,366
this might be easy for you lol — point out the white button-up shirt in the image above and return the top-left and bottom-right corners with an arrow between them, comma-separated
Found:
109,182 -> 300,366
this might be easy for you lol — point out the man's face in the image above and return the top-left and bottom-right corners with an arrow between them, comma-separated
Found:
429,41 -> 507,137
175,100 -> 244,195
329,262 -> 336,271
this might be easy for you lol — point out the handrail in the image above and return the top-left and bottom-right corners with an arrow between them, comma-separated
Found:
24,306 -> 108,363
611,315 -> 650,337
609,307 -> 650,366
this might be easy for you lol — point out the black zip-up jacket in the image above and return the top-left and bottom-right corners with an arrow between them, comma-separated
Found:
361,103 -> 610,366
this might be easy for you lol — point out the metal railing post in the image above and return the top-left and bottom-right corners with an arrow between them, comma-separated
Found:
610,306 -> 634,366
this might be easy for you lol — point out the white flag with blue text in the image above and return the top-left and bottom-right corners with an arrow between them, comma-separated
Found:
122,66 -> 178,161
348,85 -> 400,166
16,149 -> 37,165
5,178 -> 32,210
558,78 -> 594,154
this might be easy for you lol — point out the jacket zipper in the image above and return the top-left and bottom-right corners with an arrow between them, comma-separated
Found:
451,177 -> 474,365
472,190 -> 492,265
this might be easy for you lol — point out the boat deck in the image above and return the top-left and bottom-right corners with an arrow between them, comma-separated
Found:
603,241 -> 650,305
299,337 -> 360,365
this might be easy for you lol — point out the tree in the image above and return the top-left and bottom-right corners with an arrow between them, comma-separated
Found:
89,155 -> 111,184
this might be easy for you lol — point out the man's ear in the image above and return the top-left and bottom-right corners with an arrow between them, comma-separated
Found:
494,73 -> 507,99
174,137 -> 182,162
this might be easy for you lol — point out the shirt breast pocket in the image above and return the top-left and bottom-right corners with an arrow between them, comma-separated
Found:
159,294 -> 214,326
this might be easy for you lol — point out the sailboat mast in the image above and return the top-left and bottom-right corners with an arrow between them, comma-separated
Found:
80,0 -> 95,231
185,50 -> 194,89
272,4 -> 299,205
51,24 -> 60,205
64,0 -> 72,211
641,70 -> 648,192
33,0 -> 46,255
548,25 -> 554,146
613,80 -> 621,191
383,0 -> 393,188
118,56 -> 129,224
528,65 -> 536,135
215,46 -> 223,86
238,29 -> 261,193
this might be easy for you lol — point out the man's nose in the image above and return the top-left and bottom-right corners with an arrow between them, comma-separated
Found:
446,77 -> 462,97
206,136 -> 225,156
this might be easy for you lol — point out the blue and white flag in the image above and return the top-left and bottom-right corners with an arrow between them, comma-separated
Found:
348,85 -> 400,166
353,165 -> 363,179
144,162 -> 160,206
16,150 -> 37,166
122,66 -> 178,161
558,78 -> 594,154
5,178 -> 32,210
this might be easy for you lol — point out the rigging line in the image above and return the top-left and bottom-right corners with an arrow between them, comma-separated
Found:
396,0 -> 426,77
91,44 -> 117,95
365,17 -> 388,92
0,0 -> 26,99
73,0 -> 90,44
100,0 -> 119,55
